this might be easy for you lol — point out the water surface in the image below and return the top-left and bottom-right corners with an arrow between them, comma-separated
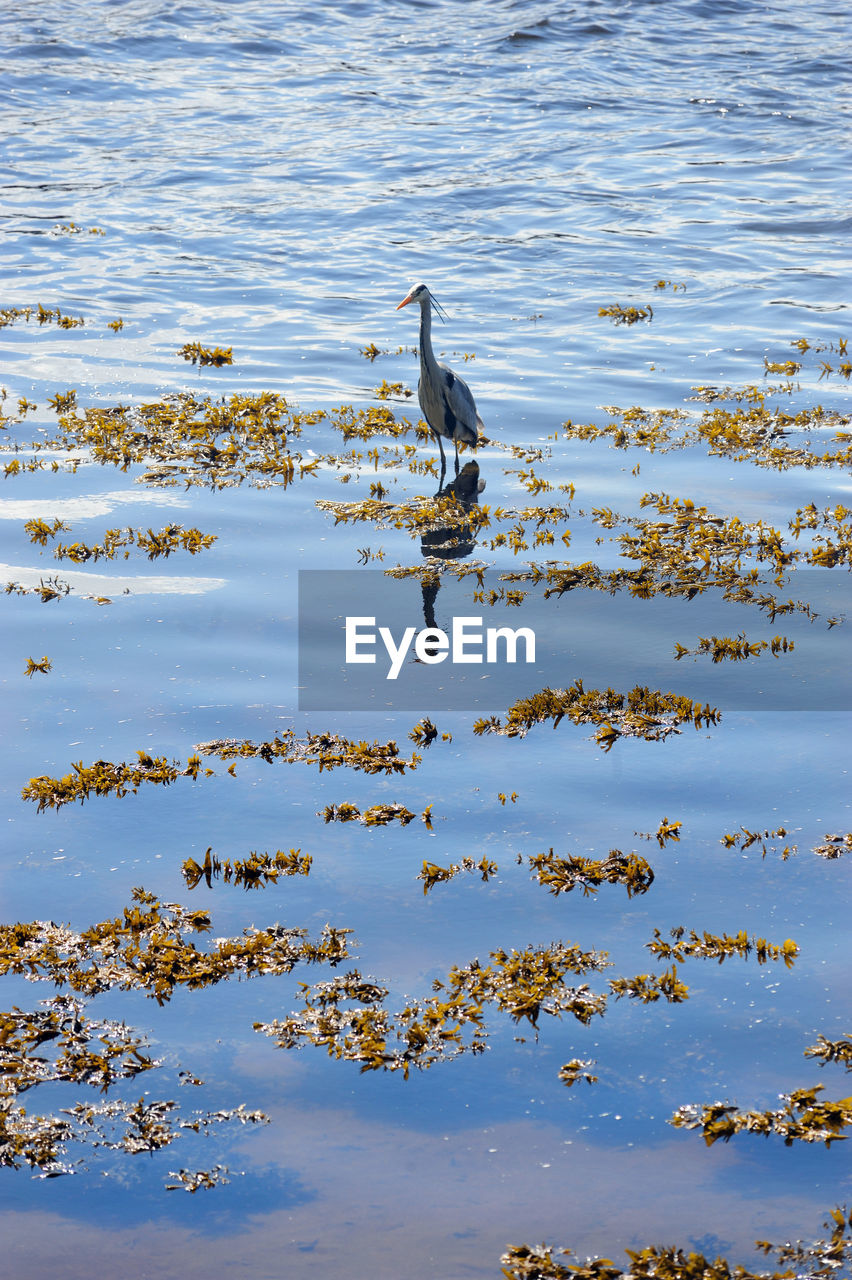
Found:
1,1 -> 850,1276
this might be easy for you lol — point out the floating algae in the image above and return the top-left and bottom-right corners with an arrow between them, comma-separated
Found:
1,391 -> 319,490
0,887 -> 352,1003
721,826 -> 797,859
22,731 -> 424,812
321,801 -> 434,828
812,832 -> 852,859
23,655 -> 52,677
194,729 -> 422,774
598,302 -> 654,325
557,1059 -> 598,1087
2,308 -> 849,1251
670,1086 -> 852,1148
646,926 -> 798,967
417,857 -> 498,893
674,633 -> 794,662
500,1205 -> 852,1280
528,849 -> 655,898
25,520 -> 217,562
182,846 -> 312,890
253,937 -> 723,1081
178,341 -> 233,366
0,994 -> 268,1179
22,752 -> 211,811
473,681 -> 721,747
5,574 -> 72,602
804,1034 -> 852,1068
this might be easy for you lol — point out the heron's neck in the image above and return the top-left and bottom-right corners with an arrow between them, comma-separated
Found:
418,298 -> 439,376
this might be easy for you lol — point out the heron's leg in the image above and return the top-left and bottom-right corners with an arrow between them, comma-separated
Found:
453,440 -> 460,475
436,432 -> 447,480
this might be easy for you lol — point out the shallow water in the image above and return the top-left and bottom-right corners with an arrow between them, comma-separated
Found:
1,0 -> 851,1276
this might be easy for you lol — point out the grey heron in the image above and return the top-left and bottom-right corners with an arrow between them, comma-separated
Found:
396,283 -> 483,476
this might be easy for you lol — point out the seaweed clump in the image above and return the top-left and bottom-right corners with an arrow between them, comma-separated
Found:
529,849 -> 655,898
27,522 -> 218,562
670,1086 -> 852,1147
813,832 -> 852,858
647,926 -> 798,966
22,752 -> 211,812
474,680 -> 720,747
418,857 -> 498,893
0,887 -> 352,1004
674,633 -> 793,662
195,729 -> 421,775
182,846 -> 312,890
500,1205 -> 852,1279
23,732 -> 423,812
804,1034 -> 852,1069
322,801 -> 433,828
254,940 -> 612,1078
598,303 -> 653,324
24,656 -> 52,677
721,825 -> 796,859
179,342 -> 233,366
558,1059 -> 598,1087
254,939 -> 697,1078
5,575 -> 72,603
4,391 -> 321,491
0,994 -> 267,1178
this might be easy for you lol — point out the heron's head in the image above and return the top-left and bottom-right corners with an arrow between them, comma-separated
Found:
396,283 -> 430,310
396,283 -> 448,321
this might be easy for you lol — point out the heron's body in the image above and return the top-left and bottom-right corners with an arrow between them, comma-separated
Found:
396,283 -> 483,474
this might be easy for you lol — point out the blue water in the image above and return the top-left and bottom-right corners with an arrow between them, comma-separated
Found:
1,1 -> 851,1276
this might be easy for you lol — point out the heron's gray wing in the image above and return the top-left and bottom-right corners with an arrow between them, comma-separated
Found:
438,362 -> 484,434
416,371 -> 449,437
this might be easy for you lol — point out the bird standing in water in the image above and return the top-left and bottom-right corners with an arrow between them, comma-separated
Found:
396,283 -> 483,477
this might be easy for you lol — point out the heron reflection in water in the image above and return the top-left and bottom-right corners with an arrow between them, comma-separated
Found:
396,282 -> 482,481
419,460 -> 486,651
420,460 -> 486,562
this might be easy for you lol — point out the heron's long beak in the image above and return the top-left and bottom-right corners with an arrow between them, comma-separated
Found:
396,296 -> 412,310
